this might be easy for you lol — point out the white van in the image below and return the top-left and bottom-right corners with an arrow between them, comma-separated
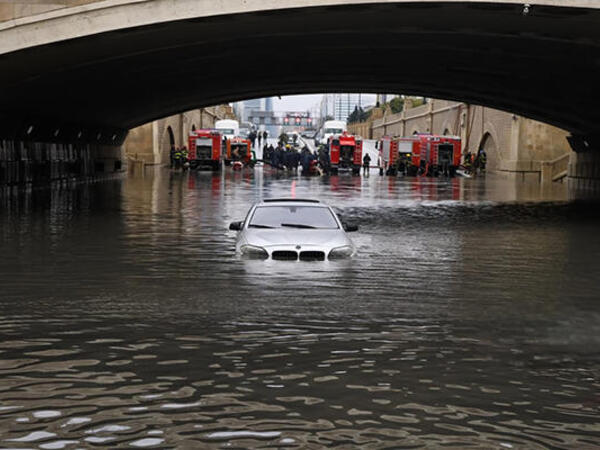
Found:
215,119 -> 239,141
321,120 -> 346,145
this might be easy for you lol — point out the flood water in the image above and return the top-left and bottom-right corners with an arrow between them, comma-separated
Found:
0,167 -> 599,449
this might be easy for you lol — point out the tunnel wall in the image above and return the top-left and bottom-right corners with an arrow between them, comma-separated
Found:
358,99 -> 571,182
123,105 -> 236,165
0,139 -> 123,188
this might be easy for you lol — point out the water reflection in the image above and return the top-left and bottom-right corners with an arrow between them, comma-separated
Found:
0,167 -> 599,448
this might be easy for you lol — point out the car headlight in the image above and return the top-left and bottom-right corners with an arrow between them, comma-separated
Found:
240,244 -> 269,260
328,245 -> 354,260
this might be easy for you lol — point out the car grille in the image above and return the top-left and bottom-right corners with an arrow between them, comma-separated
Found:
299,251 -> 325,261
271,251 -> 298,261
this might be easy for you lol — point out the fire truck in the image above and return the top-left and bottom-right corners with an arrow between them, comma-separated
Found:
380,134 -> 461,177
328,132 -> 362,175
188,129 -> 222,170
225,137 -> 253,167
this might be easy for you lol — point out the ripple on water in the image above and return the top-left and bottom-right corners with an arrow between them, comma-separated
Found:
0,171 -> 599,448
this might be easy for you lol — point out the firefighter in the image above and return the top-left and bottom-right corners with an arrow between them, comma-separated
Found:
173,147 -> 182,169
405,154 -> 413,176
363,153 -> 371,176
478,148 -> 487,173
232,145 -> 241,162
169,145 -> 176,168
181,146 -> 189,167
464,152 -> 473,174
318,146 -> 330,175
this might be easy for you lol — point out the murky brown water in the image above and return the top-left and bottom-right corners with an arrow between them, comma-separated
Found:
0,167 -> 599,449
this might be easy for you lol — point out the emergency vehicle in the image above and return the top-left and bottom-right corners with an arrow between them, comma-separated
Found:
380,134 -> 462,177
328,132 -> 362,175
225,137 -> 253,167
187,129 -> 222,170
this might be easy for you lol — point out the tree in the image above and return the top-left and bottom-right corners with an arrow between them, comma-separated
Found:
389,96 -> 404,114
347,106 -> 372,124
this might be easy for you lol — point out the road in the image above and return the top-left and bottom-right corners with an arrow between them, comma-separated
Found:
0,168 -> 599,448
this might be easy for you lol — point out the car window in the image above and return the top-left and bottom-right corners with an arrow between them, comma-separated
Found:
249,206 -> 339,229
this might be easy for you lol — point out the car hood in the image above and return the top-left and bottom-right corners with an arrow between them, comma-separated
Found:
244,229 -> 350,248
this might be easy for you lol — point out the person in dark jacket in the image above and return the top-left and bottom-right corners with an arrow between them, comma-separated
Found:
363,153 -> 371,175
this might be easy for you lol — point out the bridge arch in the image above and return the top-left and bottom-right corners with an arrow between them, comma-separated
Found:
162,126 -> 175,165
0,0 -> 598,147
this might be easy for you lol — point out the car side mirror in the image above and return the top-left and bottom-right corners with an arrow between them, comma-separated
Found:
229,221 -> 243,231
343,223 -> 358,232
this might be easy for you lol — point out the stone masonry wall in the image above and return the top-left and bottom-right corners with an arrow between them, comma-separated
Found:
360,99 -> 571,180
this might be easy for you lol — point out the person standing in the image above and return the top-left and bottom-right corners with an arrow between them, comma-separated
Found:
169,145 -> 176,168
363,153 -> 371,176
257,131 -> 262,149
263,130 -> 268,145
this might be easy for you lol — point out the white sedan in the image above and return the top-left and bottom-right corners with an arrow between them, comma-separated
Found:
229,199 -> 358,261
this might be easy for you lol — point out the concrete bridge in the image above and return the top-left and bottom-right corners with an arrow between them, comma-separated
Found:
0,0 -> 599,187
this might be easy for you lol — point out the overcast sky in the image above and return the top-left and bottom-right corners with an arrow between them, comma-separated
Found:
272,93 -> 379,113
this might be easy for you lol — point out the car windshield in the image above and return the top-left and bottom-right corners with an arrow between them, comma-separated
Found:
218,128 -> 235,135
325,128 -> 344,134
249,206 -> 339,229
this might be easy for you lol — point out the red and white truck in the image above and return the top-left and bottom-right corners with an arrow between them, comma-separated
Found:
328,132 -> 362,175
379,134 -> 462,176
188,129 -> 222,170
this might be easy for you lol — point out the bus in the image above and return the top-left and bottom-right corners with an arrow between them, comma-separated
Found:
214,119 -> 239,141
319,120 -> 346,145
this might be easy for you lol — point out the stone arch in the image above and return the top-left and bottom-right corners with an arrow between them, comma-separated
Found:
478,132 -> 497,170
161,125 -> 175,164
478,121 -> 502,171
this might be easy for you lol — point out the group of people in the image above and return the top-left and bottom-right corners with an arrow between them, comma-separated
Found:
248,130 -> 269,149
170,145 -> 189,169
263,142 -> 318,175
262,140 -> 373,177
463,148 -> 487,174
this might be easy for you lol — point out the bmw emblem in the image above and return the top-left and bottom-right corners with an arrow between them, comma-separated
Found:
296,245 -> 301,250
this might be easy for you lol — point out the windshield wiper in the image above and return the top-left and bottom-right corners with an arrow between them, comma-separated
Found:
281,223 -> 316,229
249,224 -> 275,229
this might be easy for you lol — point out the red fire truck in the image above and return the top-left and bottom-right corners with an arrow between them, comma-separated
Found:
328,132 -> 362,175
380,134 -> 461,177
188,129 -> 222,170
225,137 -> 253,167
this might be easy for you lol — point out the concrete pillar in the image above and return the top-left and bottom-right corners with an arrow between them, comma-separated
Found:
568,150 -> 600,194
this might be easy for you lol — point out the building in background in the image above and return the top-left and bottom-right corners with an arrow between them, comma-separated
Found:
233,98 -> 264,123
319,94 -> 378,122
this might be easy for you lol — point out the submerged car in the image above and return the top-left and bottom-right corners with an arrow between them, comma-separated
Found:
229,199 -> 358,261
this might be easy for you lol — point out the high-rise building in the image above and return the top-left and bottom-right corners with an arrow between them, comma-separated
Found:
319,94 -> 377,122
265,97 -> 273,112
233,98 -> 264,123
